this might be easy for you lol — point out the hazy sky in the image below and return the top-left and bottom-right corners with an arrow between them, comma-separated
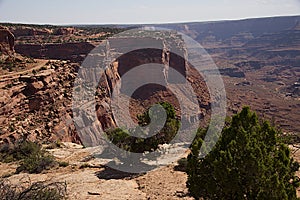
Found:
0,0 -> 299,24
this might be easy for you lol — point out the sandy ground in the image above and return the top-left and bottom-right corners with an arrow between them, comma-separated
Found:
1,143 -> 300,199
0,142 -> 193,200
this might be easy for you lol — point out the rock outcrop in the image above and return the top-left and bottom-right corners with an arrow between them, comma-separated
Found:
15,42 -> 95,62
73,33 -> 211,147
0,61 -> 81,144
11,27 -> 52,37
0,27 -> 15,52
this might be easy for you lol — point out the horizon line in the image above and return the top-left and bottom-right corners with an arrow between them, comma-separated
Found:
0,14 -> 300,27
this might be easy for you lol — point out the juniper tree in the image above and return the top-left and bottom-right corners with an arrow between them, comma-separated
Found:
187,107 -> 300,200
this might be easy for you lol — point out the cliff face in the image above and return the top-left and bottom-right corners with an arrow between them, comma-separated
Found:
11,27 -> 53,37
15,42 -> 95,63
2,15 -> 300,144
0,27 -> 15,53
73,34 -> 211,146
0,32 -> 211,145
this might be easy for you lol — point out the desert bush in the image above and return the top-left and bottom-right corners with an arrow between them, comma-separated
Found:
79,163 -> 92,169
187,107 -> 300,200
0,141 -> 41,163
175,157 -> 188,172
0,141 -> 56,174
45,141 -> 63,150
16,154 -> 56,174
58,161 -> 69,168
0,179 -> 67,200
106,102 -> 180,153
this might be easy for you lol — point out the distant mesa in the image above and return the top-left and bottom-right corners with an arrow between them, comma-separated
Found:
11,27 -> 52,37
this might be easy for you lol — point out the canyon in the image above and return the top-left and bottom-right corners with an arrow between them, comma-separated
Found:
0,16 -> 299,145
0,15 -> 300,199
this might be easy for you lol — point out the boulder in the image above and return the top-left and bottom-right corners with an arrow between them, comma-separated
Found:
23,81 -> 44,96
28,95 -> 44,111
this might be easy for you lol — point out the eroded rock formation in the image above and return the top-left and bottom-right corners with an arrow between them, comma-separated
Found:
73,33 -> 211,148
0,61 -> 81,144
11,27 -> 52,37
15,42 -> 95,62
0,27 -> 15,52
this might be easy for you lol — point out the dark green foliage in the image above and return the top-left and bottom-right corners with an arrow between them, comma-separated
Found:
187,107 -> 300,200
0,179 -> 67,200
79,163 -> 92,169
45,141 -> 63,150
58,161 -> 69,168
16,154 -> 55,174
106,128 -> 132,151
79,26 -> 126,35
175,157 -> 188,172
0,141 -> 42,163
106,102 -> 180,153
0,22 -> 59,29
0,141 -> 56,174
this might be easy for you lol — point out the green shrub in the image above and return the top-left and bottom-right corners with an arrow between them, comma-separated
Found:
106,102 -> 180,153
58,161 -> 69,168
0,141 -> 56,174
45,141 -> 63,150
79,163 -> 92,169
5,83 -> 13,89
16,154 -> 55,174
187,107 -> 300,200
175,157 -> 188,172
0,141 -> 41,163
